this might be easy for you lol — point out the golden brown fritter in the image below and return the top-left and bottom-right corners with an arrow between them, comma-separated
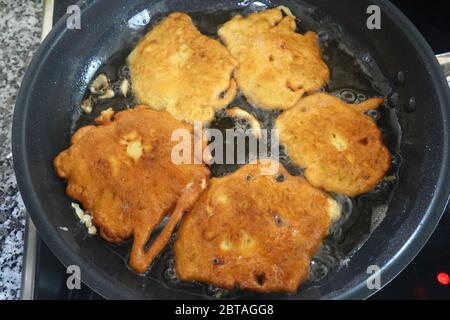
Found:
128,12 -> 238,123
54,106 -> 210,273
174,160 -> 340,293
218,6 -> 329,110
276,93 -> 391,196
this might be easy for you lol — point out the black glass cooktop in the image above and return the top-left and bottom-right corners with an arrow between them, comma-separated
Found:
28,0 -> 449,300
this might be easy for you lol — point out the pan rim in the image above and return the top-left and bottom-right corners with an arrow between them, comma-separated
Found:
11,0 -> 450,300
318,0 -> 450,300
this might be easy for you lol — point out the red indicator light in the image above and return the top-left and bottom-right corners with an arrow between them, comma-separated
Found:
437,272 -> 450,286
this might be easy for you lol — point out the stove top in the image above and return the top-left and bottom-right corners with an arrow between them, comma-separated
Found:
21,0 -> 450,300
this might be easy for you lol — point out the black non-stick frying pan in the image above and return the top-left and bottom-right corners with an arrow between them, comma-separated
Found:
12,0 -> 450,299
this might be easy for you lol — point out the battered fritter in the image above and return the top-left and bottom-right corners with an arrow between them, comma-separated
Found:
276,93 -> 391,196
54,106 -> 210,273
128,12 -> 238,123
174,160 -> 341,293
218,6 -> 329,110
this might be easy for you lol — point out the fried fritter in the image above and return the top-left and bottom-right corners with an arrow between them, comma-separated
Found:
174,160 -> 341,293
276,93 -> 391,196
128,12 -> 238,123
54,106 -> 210,273
218,6 -> 329,110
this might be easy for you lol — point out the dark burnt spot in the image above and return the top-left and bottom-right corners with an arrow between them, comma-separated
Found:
218,90 -> 227,99
255,272 -> 266,286
274,215 -> 283,226
245,174 -> 252,181
358,137 -> 369,145
212,257 -> 222,265
363,175 -> 370,180
275,174 -> 285,182
269,55 -> 274,62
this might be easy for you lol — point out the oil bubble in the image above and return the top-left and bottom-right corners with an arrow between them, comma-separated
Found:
340,90 -> 356,103
365,109 -> 380,121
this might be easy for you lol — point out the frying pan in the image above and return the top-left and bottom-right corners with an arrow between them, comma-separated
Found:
12,0 -> 450,299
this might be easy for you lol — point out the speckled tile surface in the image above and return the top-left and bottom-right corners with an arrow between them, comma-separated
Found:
0,0 -> 43,300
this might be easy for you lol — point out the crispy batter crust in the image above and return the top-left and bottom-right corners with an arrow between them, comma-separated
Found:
128,13 -> 238,123
54,106 -> 210,273
218,7 -> 329,110
174,161 -> 339,293
276,93 -> 391,196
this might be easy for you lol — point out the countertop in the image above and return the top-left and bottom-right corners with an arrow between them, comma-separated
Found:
0,0 -> 43,300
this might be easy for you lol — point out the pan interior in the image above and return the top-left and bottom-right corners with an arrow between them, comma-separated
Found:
67,0 -> 402,299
